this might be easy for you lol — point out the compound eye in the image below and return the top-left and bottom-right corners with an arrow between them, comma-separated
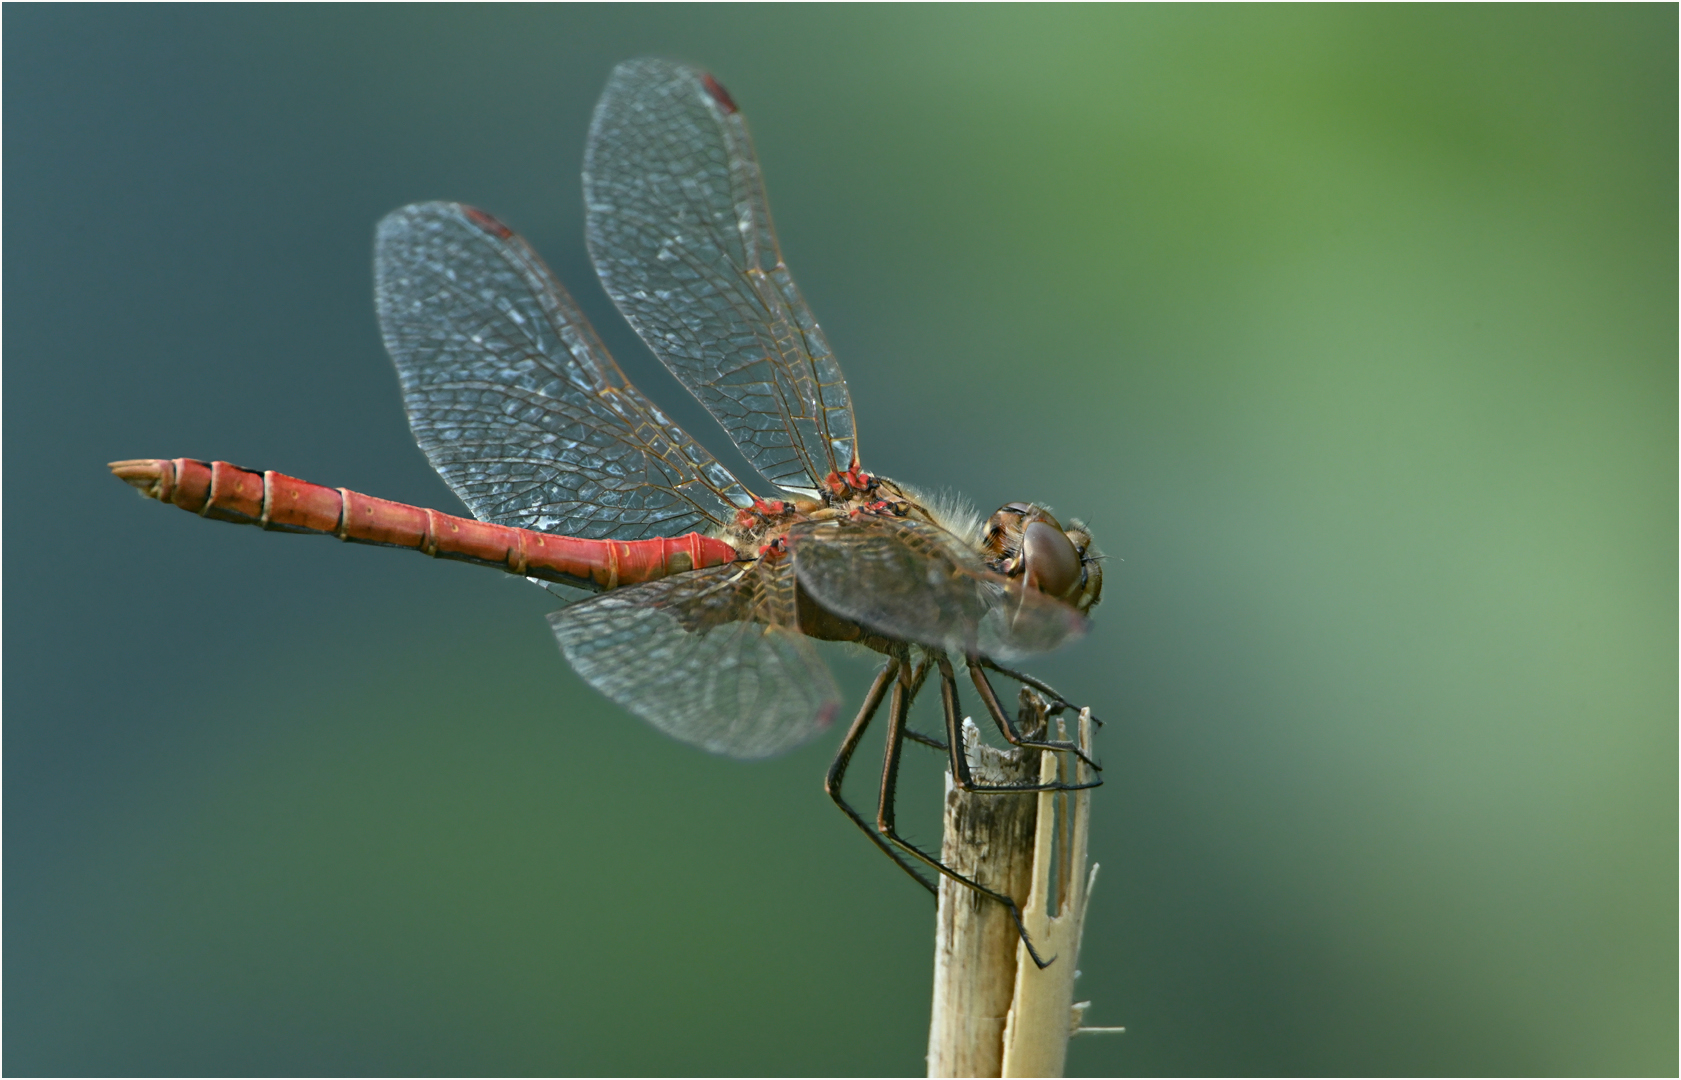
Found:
1021,520 -> 1081,600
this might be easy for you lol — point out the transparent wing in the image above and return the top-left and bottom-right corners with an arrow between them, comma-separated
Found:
584,58 -> 857,497
549,559 -> 840,759
375,201 -> 757,540
788,517 -> 1087,662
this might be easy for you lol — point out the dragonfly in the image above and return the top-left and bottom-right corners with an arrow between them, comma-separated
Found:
111,58 -> 1104,965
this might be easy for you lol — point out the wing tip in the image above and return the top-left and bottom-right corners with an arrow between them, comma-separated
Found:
460,205 -> 514,240
700,72 -> 738,114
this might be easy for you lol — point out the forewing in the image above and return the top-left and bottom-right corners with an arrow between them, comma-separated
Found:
375,201 -> 756,540
549,561 -> 839,759
788,517 -> 1087,661
584,58 -> 857,497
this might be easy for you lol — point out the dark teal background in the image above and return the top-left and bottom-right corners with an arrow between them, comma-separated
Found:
6,5 -> 1674,1076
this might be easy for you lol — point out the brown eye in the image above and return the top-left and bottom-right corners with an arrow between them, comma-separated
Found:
1021,520 -> 1080,600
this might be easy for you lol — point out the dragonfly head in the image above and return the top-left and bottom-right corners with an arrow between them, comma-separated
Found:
983,502 -> 1103,615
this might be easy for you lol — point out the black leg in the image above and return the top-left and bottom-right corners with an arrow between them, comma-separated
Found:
877,657 -> 1056,970
897,658 -> 949,751
969,662 -> 1103,773
904,728 -> 949,750
976,656 -> 1102,726
825,657 -> 939,895
936,658 -> 1100,794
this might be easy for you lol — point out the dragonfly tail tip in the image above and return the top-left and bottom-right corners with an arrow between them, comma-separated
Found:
108,458 -> 167,497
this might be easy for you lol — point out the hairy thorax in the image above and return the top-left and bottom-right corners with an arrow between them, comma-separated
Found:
721,468 -> 1103,653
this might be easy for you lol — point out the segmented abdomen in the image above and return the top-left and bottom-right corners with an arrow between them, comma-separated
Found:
109,457 -> 739,590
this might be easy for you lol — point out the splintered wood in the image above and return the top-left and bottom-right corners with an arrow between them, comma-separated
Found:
927,694 -> 1109,1078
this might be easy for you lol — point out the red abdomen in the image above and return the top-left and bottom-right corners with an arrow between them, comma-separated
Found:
109,457 -> 739,590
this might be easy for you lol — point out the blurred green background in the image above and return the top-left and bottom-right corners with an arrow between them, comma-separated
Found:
5,5 -> 1673,1076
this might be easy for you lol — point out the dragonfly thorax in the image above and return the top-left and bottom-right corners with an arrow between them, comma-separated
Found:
727,471 -> 927,548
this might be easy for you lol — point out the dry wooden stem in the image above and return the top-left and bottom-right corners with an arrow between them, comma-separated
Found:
926,718 -> 1041,1078
927,700 -> 1117,1078
1000,709 -> 1123,1075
